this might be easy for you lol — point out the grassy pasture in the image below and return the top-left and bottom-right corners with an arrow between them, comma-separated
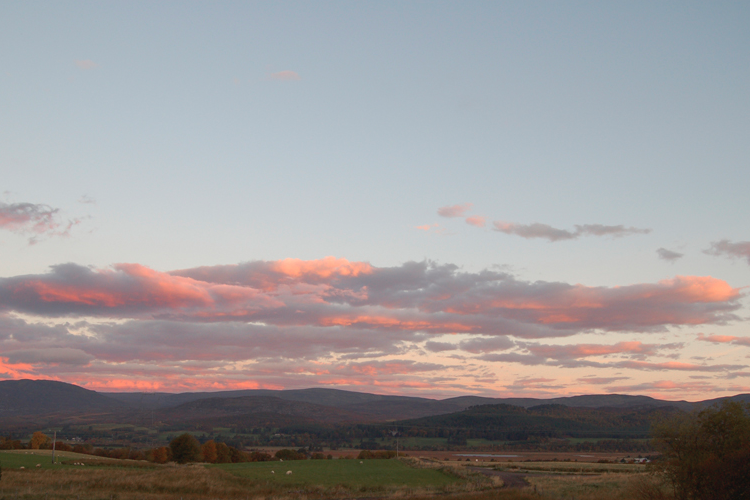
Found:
0,450 -> 116,469
211,458 -> 459,488
524,473 -> 647,500
0,455 -> 481,499
498,460 -> 645,474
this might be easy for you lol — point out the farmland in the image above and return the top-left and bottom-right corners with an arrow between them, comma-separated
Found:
0,449 -> 660,500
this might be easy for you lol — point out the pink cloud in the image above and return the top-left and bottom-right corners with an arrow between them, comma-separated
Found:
269,70 -> 301,81
437,203 -> 472,218
465,216 -> 486,228
0,261 -> 741,337
525,341 -> 668,359
415,223 -> 439,231
0,202 -> 59,234
0,201 -> 83,244
698,333 -> 750,346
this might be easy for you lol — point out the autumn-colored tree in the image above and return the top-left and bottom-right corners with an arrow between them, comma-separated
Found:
651,400 -> 750,500
30,432 -> 50,450
147,447 -> 171,464
215,441 -> 232,463
201,440 -> 218,463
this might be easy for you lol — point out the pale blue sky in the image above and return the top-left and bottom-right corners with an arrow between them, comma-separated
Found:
1,2 -> 749,397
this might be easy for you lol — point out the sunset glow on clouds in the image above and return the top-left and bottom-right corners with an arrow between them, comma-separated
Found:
0,257 -> 747,397
2,3 -> 750,401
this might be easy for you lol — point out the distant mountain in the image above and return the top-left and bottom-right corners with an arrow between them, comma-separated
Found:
103,388 -> 711,420
0,379 -> 125,417
159,395 -> 364,426
444,394 -> 696,411
3,380 -> 747,427
103,388 -> 437,411
393,403 -> 683,439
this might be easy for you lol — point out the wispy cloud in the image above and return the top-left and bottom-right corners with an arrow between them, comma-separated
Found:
705,239 -> 750,265
415,223 -> 439,231
657,247 -> 684,262
78,195 -> 97,205
492,221 -> 651,242
697,333 -> 750,347
269,70 -> 301,81
74,59 -> 98,70
577,376 -> 629,385
0,201 -> 82,244
465,215 -> 486,228
437,203 -> 472,218
0,202 -> 59,233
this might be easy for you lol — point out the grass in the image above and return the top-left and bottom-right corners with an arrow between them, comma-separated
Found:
0,450 -> 114,469
496,460 -> 645,474
524,473 -> 650,500
0,455 -> 484,500
211,458 -> 459,488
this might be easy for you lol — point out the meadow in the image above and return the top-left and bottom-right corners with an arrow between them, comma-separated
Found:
210,458 -> 459,488
0,450 -> 663,500
0,452 -> 494,500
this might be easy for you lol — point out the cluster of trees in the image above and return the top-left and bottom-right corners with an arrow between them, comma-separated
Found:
356,450 -> 397,459
650,401 -> 749,500
274,448 -> 331,460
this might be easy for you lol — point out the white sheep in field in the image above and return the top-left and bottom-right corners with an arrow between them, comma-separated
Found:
271,471 -> 275,474
19,466 -> 25,470
286,471 -> 292,475
36,464 -> 41,468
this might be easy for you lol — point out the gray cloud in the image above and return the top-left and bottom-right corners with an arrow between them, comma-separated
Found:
705,239 -> 750,265
2,347 -> 93,366
437,203 -> 473,218
424,341 -> 456,352
492,221 -> 651,242
657,248 -> 684,262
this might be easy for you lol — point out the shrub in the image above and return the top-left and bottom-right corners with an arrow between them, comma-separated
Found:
357,450 -> 397,459
275,449 -> 306,460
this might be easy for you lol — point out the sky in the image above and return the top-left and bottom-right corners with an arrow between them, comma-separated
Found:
1,1 -> 749,400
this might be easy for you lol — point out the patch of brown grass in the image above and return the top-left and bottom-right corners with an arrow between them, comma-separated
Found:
0,467 -> 280,500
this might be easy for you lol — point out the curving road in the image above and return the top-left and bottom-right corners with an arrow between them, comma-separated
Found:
468,467 -> 530,488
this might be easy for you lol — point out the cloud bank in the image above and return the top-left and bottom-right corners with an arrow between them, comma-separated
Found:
0,257 -> 743,394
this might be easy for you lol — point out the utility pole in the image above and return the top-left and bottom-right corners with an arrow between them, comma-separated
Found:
51,431 -> 56,464
390,429 -> 399,458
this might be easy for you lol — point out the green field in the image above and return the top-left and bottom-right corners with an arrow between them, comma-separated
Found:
0,450 -> 112,469
211,459 -> 459,488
